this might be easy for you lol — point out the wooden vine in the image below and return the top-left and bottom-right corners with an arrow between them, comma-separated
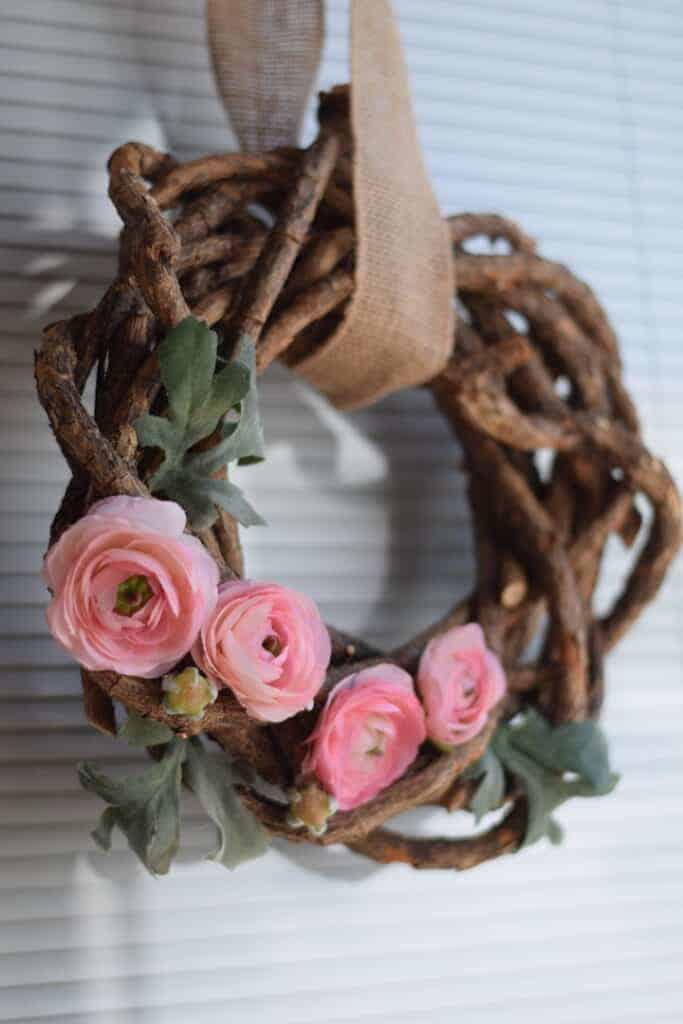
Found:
35,86 -> 681,871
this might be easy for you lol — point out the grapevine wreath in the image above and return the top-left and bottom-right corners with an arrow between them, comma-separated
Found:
35,84 -> 681,876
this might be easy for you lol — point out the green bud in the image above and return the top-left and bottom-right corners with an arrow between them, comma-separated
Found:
162,667 -> 217,721
287,782 -> 337,837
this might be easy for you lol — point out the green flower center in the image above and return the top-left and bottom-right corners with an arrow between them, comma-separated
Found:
114,574 -> 153,617
262,634 -> 282,656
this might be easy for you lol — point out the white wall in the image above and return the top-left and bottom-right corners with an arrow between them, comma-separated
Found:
1,2 -> 682,1021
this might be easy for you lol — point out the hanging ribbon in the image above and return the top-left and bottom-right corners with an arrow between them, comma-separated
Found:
206,0 -> 454,409
206,0 -> 324,152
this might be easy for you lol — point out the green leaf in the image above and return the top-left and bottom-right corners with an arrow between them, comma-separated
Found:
546,817 -> 564,845
463,748 -> 506,823
159,316 -> 217,429
233,333 -> 265,465
199,359 -> 251,436
489,710 -> 619,848
119,710 -> 174,748
491,729 -> 570,848
134,415 -> 182,457
186,477 -> 265,527
510,708 -> 614,792
91,805 -> 117,850
161,471 -> 265,531
78,738 -> 185,875
134,318 -> 264,530
185,421 -> 243,477
184,737 -> 269,869
188,336 -> 264,474
182,361 -> 251,452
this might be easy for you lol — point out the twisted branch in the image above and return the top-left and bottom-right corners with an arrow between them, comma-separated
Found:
35,88 -> 681,873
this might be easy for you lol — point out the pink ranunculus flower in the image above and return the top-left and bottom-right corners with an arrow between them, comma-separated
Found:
303,664 -> 426,811
43,496 -> 219,678
192,580 -> 331,723
417,623 -> 506,748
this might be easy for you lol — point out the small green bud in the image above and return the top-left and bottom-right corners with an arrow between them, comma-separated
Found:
162,667 -> 217,721
287,782 -> 337,837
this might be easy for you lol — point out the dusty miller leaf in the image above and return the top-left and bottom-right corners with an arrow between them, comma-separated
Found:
190,333 -> 265,473
133,416 -> 181,456
91,805 -> 118,850
546,817 -> 564,845
184,737 -> 269,869
159,315 -> 217,431
229,332 -> 265,465
78,737 -> 185,875
119,710 -> 174,748
160,472 -> 265,532
509,708 -> 613,792
134,317 -> 264,530
463,748 -> 506,823
490,710 -> 618,848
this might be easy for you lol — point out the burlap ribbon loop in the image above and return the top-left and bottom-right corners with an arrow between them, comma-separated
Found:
207,0 -> 454,409
206,0 -> 324,152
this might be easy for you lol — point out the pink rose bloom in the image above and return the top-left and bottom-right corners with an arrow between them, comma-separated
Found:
417,623 -> 506,747
43,496 -> 219,678
303,664 -> 426,811
192,580 -> 331,723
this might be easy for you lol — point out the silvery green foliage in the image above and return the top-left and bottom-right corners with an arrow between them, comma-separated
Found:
463,747 -> 505,824
119,710 -> 174,747
184,738 -> 269,869
135,317 -> 265,530
79,717 -> 269,875
79,737 -> 186,876
465,708 -> 619,847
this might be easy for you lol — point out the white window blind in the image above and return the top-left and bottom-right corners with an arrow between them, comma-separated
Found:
1,2 -> 682,1021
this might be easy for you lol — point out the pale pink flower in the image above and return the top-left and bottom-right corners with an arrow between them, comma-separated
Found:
44,496 -> 218,678
192,580 -> 331,723
417,623 -> 506,747
303,664 -> 426,811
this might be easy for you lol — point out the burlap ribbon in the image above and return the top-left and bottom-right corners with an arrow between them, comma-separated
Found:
206,0 -> 454,409
206,0 -> 324,151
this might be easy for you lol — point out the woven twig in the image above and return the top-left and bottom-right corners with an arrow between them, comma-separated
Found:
35,88 -> 681,871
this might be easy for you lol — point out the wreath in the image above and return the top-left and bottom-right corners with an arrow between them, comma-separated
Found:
35,85 -> 681,876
